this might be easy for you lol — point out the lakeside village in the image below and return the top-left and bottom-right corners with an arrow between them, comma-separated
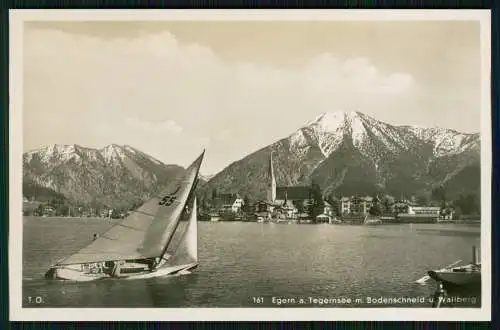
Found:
23,155 -> 480,225
198,154 -> 480,225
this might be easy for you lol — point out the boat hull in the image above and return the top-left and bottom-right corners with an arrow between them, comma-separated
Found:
124,262 -> 198,280
364,220 -> 382,225
46,262 -> 198,282
45,265 -> 107,281
427,265 -> 481,287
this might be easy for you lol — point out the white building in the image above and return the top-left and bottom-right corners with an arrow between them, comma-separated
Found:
340,196 -> 374,215
231,198 -> 245,213
323,201 -> 335,216
407,206 -> 440,216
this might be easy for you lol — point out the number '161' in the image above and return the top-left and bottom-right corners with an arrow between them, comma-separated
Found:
253,297 -> 264,304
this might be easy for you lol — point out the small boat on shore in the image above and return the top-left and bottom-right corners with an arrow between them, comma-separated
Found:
425,245 -> 481,287
364,216 -> 382,225
427,263 -> 481,287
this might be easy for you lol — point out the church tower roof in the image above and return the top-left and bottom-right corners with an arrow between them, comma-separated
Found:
267,151 -> 277,203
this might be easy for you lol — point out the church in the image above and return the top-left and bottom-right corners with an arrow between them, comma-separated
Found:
255,152 -> 313,219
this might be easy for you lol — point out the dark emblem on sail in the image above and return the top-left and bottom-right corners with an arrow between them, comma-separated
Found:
159,185 -> 181,206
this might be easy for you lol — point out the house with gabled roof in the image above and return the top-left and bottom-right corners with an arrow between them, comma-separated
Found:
214,193 -> 245,214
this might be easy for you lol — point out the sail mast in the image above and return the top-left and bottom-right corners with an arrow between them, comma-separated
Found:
159,176 -> 199,261
158,151 -> 204,261
168,197 -> 198,264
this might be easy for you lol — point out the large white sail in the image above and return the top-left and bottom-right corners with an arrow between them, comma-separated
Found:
57,151 -> 204,265
169,197 -> 198,265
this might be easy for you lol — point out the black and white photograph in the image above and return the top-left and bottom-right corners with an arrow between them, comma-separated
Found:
9,9 -> 491,321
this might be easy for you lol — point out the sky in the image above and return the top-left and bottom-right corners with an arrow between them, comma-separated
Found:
23,20 -> 482,175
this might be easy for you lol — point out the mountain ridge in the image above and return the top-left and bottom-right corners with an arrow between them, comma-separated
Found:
23,111 -> 481,211
199,110 -> 480,202
23,144 -> 185,210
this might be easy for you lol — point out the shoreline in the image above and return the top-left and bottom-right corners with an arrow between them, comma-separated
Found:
23,215 -> 481,226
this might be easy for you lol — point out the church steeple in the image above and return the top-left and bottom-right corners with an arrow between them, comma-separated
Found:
267,151 -> 277,203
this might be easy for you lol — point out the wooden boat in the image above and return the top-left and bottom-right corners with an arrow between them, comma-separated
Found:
364,216 -> 382,225
44,151 -> 204,281
425,245 -> 481,287
427,263 -> 481,286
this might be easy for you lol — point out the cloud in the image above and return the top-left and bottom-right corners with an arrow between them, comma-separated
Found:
301,55 -> 415,99
214,129 -> 232,141
162,120 -> 183,134
23,27 -> 417,173
124,117 -> 183,134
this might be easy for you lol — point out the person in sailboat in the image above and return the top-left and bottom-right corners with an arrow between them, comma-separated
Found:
110,260 -> 124,278
144,257 -> 161,271
152,254 -> 171,269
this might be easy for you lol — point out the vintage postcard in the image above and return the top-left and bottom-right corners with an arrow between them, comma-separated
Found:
9,9 -> 491,321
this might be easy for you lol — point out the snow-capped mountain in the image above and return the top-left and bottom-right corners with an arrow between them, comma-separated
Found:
199,174 -> 215,182
297,111 -> 479,159
200,111 -> 480,201
23,144 -> 184,209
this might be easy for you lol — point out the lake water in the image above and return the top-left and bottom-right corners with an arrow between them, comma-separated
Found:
22,217 -> 481,308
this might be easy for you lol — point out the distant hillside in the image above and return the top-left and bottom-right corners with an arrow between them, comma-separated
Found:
23,181 -> 69,203
23,112 -> 481,214
23,144 -> 185,210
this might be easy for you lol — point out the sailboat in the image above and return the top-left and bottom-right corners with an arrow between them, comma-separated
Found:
124,196 -> 199,280
427,245 -> 481,287
44,151 -> 204,282
415,245 -> 481,287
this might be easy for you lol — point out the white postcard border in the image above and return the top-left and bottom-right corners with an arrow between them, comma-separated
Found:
9,9 -> 492,321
